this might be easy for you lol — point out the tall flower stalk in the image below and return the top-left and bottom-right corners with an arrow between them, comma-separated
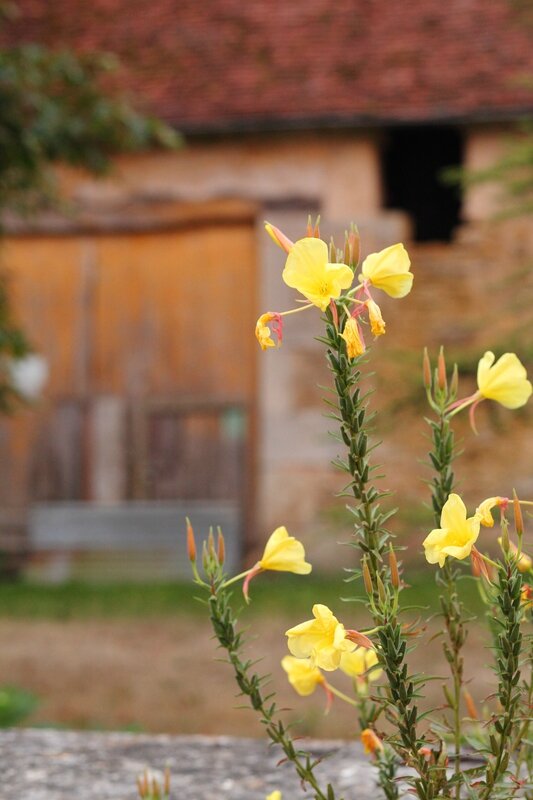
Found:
424,348 -> 466,799
323,301 -> 438,799
189,217 -> 533,800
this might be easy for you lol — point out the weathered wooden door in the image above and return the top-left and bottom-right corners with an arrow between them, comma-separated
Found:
0,201 -> 258,559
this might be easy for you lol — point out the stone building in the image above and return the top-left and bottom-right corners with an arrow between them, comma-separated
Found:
1,0 -> 533,576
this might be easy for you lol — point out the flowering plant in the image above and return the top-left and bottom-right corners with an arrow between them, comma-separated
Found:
189,218 -> 532,800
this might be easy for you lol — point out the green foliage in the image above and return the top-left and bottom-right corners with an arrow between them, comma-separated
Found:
0,684 -> 38,726
0,41 -> 180,215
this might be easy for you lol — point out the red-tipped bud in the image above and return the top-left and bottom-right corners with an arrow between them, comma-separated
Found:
389,545 -> 400,588
264,221 -> 294,253
438,346 -> 447,392
306,214 -> 314,237
361,728 -> 383,755
463,688 -> 478,719
513,490 -> 524,538
471,546 -> 492,583
313,215 -> 321,238
418,746 -> 433,763
345,629 -> 374,649
186,517 -> 196,562
217,529 -> 225,565
423,348 -> 432,390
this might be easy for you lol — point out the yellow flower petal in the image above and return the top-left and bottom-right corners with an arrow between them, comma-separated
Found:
266,792 -> 282,800
477,351 -> 532,409
360,243 -> 413,298
423,494 -> 480,568
476,496 -> 505,527
339,647 -> 382,681
281,655 -> 323,696
283,238 -> 353,311
366,299 -> 386,337
259,526 -> 312,575
361,728 -> 383,754
255,313 -> 277,351
285,604 -> 355,671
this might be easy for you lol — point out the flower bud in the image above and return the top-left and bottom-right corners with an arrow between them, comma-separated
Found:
361,728 -> 383,755
389,545 -> 400,588
207,528 -> 216,559
344,224 -> 360,268
513,489 -> 524,539
463,688 -> 478,719
217,529 -> 226,566
438,346 -> 447,392
450,363 -> 459,399
186,517 -> 196,563
313,215 -> 321,238
423,348 -> 432,391
329,236 -> 337,263
306,214 -> 314,237
264,221 -> 294,253
362,557 -> 373,595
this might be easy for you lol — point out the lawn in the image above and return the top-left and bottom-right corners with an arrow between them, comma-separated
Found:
0,572 -> 491,738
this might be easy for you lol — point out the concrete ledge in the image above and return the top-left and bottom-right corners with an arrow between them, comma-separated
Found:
1,729 -> 376,799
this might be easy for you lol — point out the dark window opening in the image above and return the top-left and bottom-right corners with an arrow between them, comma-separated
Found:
382,126 -> 463,242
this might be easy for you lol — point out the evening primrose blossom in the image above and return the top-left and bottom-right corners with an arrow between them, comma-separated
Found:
361,728 -> 384,755
281,655 -> 324,696
423,494 -> 480,568
339,646 -> 382,690
285,604 -> 372,671
282,237 -> 353,311
448,352 -> 532,431
235,526 -> 311,601
360,243 -> 413,298
255,313 -> 282,351
257,221 -> 413,351
340,317 -> 365,358
266,792 -> 282,800
476,496 -> 508,527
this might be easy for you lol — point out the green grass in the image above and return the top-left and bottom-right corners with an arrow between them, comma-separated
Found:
0,570 -> 483,620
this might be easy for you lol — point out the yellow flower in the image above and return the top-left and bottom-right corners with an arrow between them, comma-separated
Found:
366,299 -> 386,337
258,526 -> 312,575
340,317 -> 365,359
423,494 -> 480,568
521,584 -> 533,610
282,238 -> 353,311
360,243 -> 413,298
285,604 -> 355,671
281,655 -> 324,696
361,728 -> 383,755
477,351 -> 532,409
476,496 -> 507,528
266,793 -> 282,800
255,313 -> 277,350
339,647 -> 382,683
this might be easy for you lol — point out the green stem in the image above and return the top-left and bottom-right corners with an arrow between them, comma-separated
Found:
208,583 -> 338,800
428,410 -> 464,800
323,307 -> 431,798
480,558 -> 523,800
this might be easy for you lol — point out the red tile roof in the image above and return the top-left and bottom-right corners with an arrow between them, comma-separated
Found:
4,0 -> 533,132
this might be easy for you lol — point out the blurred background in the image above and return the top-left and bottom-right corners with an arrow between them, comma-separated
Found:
0,0 -> 531,738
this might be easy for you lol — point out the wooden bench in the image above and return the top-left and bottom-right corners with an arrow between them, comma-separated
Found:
26,501 -> 240,582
